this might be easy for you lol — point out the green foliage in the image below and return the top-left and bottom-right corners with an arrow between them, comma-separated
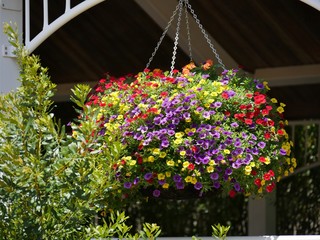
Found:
211,223 -> 230,240
0,23 -> 131,239
85,211 -> 161,240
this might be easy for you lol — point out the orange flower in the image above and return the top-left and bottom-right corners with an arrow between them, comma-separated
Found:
202,59 -> 213,70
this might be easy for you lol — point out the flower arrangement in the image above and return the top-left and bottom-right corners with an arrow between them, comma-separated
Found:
73,60 -> 296,199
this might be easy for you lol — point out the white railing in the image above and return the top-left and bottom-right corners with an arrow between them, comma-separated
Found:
157,237 -> 320,240
24,0 -> 106,53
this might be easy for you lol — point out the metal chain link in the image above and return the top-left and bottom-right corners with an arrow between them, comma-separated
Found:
184,1 -> 193,62
145,2 -> 181,70
146,0 -> 226,71
185,0 -> 226,69
170,0 -> 184,75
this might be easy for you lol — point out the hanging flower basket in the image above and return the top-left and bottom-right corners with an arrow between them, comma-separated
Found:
73,60 -> 296,199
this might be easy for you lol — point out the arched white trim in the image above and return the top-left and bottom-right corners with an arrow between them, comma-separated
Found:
300,0 -> 320,11
25,0 -> 106,53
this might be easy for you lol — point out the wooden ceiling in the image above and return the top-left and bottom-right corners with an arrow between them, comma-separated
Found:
28,0 -> 320,121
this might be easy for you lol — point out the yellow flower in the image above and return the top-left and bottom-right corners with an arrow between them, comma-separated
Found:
264,157 -> 271,165
245,166 -> 252,175
261,180 -> 266,186
159,152 -> 167,158
277,106 -> 285,114
185,118 -> 192,122
183,161 -> 189,168
258,188 -> 263,194
174,138 -> 183,145
271,98 -> 278,103
165,172 -> 171,177
209,160 -> 215,166
129,160 -> 136,166
148,156 -> 155,162
180,151 -> 186,156
190,177 -> 197,184
206,166 -> 214,173
163,183 -> 169,189
263,81 -> 270,90
185,176 -> 192,183
117,115 -> 123,120
175,132 -> 184,138
153,148 -> 160,155
223,149 -> 230,154
158,173 -> 165,180
167,160 -> 175,166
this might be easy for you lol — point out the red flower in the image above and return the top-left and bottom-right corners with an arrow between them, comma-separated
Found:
229,189 -> 237,198
266,182 -> 275,193
221,91 -> 229,99
268,170 -> 275,177
245,118 -> 253,125
160,91 -> 168,97
259,156 -> 266,163
254,94 -> 266,105
263,172 -> 271,181
264,132 -> 271,139
239,105 -> 247,110
188,163 -> 195,171
277,129 -> 285,135
254,178 -> 262,187
246,93 -> 253,98
261,109 -> 269,116
224,111 -> 231,117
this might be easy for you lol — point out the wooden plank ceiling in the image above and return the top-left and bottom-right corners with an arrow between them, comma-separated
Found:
29,0 -> 320,121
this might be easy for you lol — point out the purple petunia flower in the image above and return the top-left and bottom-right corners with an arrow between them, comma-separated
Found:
183,112 -> 191,119
172,118 -> 180,125
258,141 -> 266,149
158,180 -> 166,185
256,82 -> 264,89
153,189 -> 161,197
280,149 -> 287,155
251,147 -> 259,155
144,172 -> 153,180
225,168 -> 233,175
213,102 -> 222,108
167,129 -> 175,136
203,111 -> 210,119
210,172 -> 219,180
190,100 -> 198,106
176,182 -> 185,190
133,177 -> 140,185
194,182 -> 203,190
173,174 -> 182,183
161,139 -> 170,148
234,182 -> 241,192
124,182 -> 132,189
231,122 -> 239,128
213,181 -> 221,189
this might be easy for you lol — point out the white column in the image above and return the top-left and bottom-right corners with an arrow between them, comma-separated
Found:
248,191 -> 276,235
0,0 -> 22,94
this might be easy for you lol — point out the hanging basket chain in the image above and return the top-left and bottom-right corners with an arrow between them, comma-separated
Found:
185,0 -> 226,70
170,0 -> 184,75
145,2 -> 181,70
146,0 -> 226,71
184,1 -> 193,62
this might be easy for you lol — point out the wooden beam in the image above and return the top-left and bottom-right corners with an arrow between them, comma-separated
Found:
254,64 -> 320,87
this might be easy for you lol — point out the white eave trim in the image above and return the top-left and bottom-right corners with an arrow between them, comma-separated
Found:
300,0 -> 320,11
